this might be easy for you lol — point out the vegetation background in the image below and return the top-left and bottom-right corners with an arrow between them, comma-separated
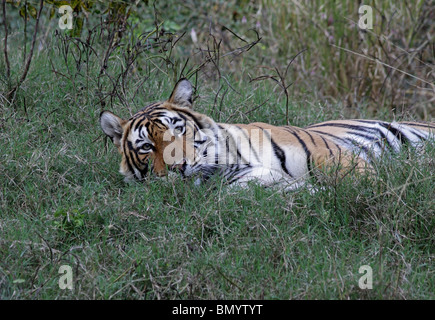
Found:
1,0 -> 434,299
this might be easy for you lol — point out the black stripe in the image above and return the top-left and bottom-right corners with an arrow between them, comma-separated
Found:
123,137 -> 136,178
301,129 -> 317,146
150,111 -> 171,118
270,137 -> 291,177
225,133 -> 230,165
380,123 -> 410,146
319,136 -> 336,157
127,140 -> 141,164
149,118 -> 165,129
179,109 -> 204,130
308,130 -> 349,145
209,128 -> 222,165
306,122 -> 377,134
399,122 -> 435,129
227,127 -> 244,165
375,127 -> 396,153
233,125 -> 261,163
309,130 -> 373,160
252,125 -> 292,177
131,117 -> 141,131
139,162 -> 149,177
127,139 -> 151,179
346,131 -> 384,151
408,127 -> 426,140
283,128 -> 313,177
253,125 -> 293,178
226,166 -> 253,185
214,132 -> 220,165
354,119 -> 381,124
347,138 -> 374,161
138,102 -> 161,113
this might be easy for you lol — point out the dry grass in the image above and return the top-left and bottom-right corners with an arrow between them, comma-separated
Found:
162,0 -> 435,119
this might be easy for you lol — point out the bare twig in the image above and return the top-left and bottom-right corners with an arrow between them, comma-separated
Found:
8,0 -> 44,101
185,28 -> 261,79
330,43 -> 434,87
2,0 -> 10,80
250,48 -> 307,125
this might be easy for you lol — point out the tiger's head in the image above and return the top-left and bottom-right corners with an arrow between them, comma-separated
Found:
100,79 -> 215,182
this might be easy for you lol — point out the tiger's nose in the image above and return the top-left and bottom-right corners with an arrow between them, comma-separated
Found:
170,160 -> 186,172
155,169 -> 168,177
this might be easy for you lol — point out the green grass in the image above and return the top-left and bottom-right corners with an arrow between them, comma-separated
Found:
1,49 -> 434,299
1,1 -> 434,300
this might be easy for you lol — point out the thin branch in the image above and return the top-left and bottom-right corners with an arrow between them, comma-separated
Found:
8,0 -> 44,100
250,48 -> 306,125
2,0 -> 10,80
330,43 -> 434,87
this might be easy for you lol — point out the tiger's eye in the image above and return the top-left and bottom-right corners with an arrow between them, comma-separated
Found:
142,143 -> 152,151
174,126 -> 183,134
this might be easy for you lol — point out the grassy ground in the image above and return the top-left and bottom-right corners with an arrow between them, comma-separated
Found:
1,1 -> 434,299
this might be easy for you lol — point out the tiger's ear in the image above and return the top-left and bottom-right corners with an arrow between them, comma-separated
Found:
100,111 -> 126,148
168,78 -> 193,109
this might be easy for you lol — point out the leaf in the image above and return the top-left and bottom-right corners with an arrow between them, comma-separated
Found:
13,279 -> 25,284
49,7 -> 56,20
80,0 -> 94,13
72,17 -> 84,37
164,21 -> 181,32
54,208 -> 67,218
6,0 -> 21,8
19,6 -> 27,19
27,4 -> 37,19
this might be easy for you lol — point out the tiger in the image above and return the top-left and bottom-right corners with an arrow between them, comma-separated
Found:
100,78 -> 435,190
